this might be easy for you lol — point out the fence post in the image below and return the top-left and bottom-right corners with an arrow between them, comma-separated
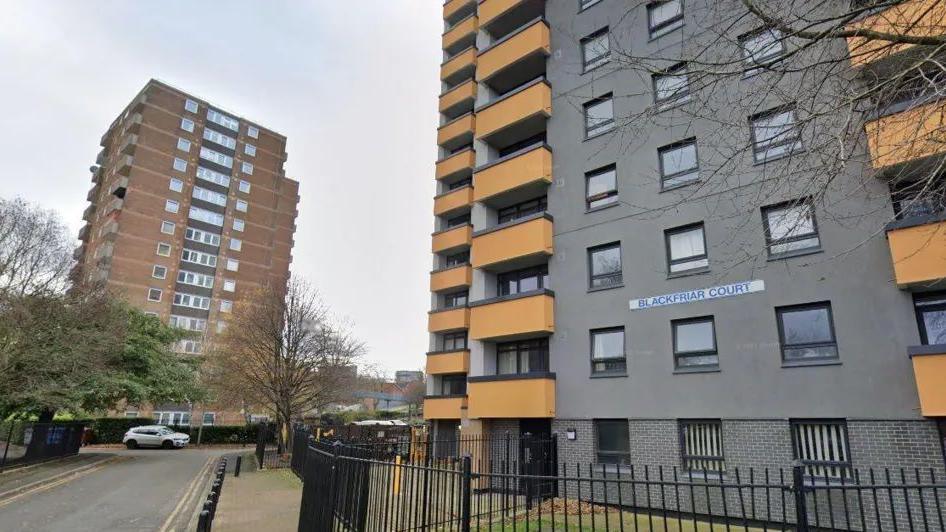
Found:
792,464 -> 810,532
234,455 -> 242,477
0,422 -> 14,469
461,455 -> 472,532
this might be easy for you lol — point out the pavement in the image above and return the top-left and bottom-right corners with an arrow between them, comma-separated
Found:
0,446 -> 231,532
211,456 -> 302,532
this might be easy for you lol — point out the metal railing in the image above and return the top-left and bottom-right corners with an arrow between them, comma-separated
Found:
0,421 -> 85,470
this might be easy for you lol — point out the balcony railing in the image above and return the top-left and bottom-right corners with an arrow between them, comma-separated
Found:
475,78 -> 551,144
435,148 -> 475,181
467,373 -> 555,418
441,46 -> 477,86
471,213 -> 553,269
430,264 -> 473,292
469,290 -> 554,341
847,0 -> 946,67
477,18 -> 549,90
423,395 -> 467,420
474,143 -> 552,203
908,345 -> 946,416
885,214 -> 946,288
426,349 -> 470,375
439,80 -> 477,119
428,306 -> 470,333
437,112 -> 475,149
432,223 -> 473,254
443,0 -> 476,25
443,14 -> 477,55
865,98 -> 946,169
434,185 -> 474,216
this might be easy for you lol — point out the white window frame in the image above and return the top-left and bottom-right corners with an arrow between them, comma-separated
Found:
202,412 -> 216,426
152,265 -> 167,279
181,248 -> 218,267
147,288 -> 163,302
238,180 -> 251,194
160,221 -> 175,235
244,144 -> 256,156
207,109 -> 240,131
220,300 -> 233,313
180,118 -> 195,133
203,128 -> 237,150
177,138 -> 192,152
226,258 -> 239,272
156,242 -> 172,257
173,158 -> 188,172
235,199 -> 248,213
199,147 -> 234,168
241,162 -> 254,175
247,126 -> 259,139
169,178 -> 184,193
165,199 -> 179,213
188,206 -> 225,227
185,227 -> 221,246
196,166 -> 231,188
233,218 -> 245,232
223,279 -> 236,292
185,99 -> 199,113
229,238 -> 242,251
170,315 -> 206,331
172,292 -> 211,310
177,269 -> 215,289
192,186 -> 228,207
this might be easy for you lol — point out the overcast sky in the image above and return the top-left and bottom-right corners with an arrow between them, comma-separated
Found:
0,1 -> 441,376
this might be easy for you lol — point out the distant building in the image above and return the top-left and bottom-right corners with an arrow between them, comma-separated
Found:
395,370 -> 424,386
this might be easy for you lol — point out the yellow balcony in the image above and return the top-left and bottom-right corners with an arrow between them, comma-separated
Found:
437,113 -> 475,149
470,291 -> 554,341
443,15 -> 478,55
428,306 -> 470,333
443,0 -> 475,24
475,79 -> 551,144
909,346 -> 946,416
432,224 -> 473,254
439,80 -> 477,118
477,19 -> 550,86
435,148 -> 475,181
434,185 -> 473,216
865,99 -> 946,169
424,395 -> 467,420
847,0 -> 946,67
431,264 -> 472,293
467,374 -> 555,418
426,350 -> 470,375
886,217 -> 946,288
441,47 -> 477,86
474,144 -> 552,203
471,214 -> 553,269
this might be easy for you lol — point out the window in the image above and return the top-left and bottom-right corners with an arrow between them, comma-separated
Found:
229,238 -> 242,251
586,165 -> 618,209
791,420 -> 850,479
648,0 -> 683,38
154,411 -> 191,426
915,292 -> 946,345
226,258 -> 239,271
207,108 -> 239,131
443,331 -> 468,351
202,128 -> 237,150
446,213 -> 470,228
584,94 -> 614,137
444,251 -> 469,268
653,63 -> 691,109
238,180 -> 251,194
199,147 -> 233,168
750,106 -> 801,163
241,162 -> 254,175
235,199 -> 248,212
170,315 -> 206,331
181,248 -> 218,267
762,200 -> 820,256
202,412 -> 216,426
173,292 -> 211,310
185,99 -> 199,113
244,144 -> 257,157
496,338 -> 549,375
176,339 -> 202,354
180,118 -> 195,132
147,288 -> 162,302
152,265 -> 167,279
216,321 -> 227,334
776,302 -> 838,363
441,375 -> 467,396
177,270 -> 214,289
169,178 -> 184,193
589,243 -> 622,288
449,177 -> 473,190
740,27 -> 786,73
173,158 -> 188,172
498,265 -> 549,296
192,186 -> 228,207
196,166 -> 231,188
156,243 -> 172,257
185,227 -> 221,246
591,327 -> 626,374
160,221 -> 175,235
189,206 -> 225,226
177,138 -> 192,152
680,420 -> 724,472
444,290 -> 468,308
659,139 -> 699,189
595,419 -> 630,465
125,411 -> 139,418
220,300 -> 233,313
232,218 -> 245,232
498,196 -> 547,224
581,28 -> 610,71
891,176 -> 946,220
247,126 -> 259,139
665,223 -> 708,274
672,317 -> 718,369
223,279 -> 236,292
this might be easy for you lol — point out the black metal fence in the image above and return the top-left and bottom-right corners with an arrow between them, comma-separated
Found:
255,423 -> 292,470
296,439 -> 946,531
0,421 -> 86,470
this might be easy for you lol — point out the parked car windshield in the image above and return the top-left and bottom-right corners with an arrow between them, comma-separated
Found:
158,428 -> 175,435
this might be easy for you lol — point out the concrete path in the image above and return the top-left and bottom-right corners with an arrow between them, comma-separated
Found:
213,465 -> 302,532
0,447 -> 229,532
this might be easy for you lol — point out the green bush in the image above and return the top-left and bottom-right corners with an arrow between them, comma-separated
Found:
87,418 -> 155,444
87,418 -> 260,445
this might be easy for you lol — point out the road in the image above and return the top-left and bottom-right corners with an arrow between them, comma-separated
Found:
0,447 -> 232,532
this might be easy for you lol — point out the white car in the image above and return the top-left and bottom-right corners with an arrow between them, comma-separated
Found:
123,425 -> 190,449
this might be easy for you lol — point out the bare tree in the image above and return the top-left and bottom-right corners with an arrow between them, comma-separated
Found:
556,0 -> 946,274
0,197 -> 72,297
208,279 -> 365,444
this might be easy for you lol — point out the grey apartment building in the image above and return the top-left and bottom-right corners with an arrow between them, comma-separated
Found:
424,0 -> 946,476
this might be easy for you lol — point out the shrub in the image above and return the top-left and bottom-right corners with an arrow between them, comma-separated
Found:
87,418 -> 260,445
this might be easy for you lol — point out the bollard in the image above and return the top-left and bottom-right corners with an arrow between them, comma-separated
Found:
234,455 -> 242,477
197,510 -> 210,532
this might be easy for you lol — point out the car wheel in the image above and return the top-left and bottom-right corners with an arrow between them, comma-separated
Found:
162,440 -> 174,449
125,440 -> 138,449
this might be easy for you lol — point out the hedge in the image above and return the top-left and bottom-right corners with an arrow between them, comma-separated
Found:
86,418 -> 260,445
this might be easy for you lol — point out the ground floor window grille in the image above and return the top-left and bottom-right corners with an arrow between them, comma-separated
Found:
791,419 -> 850,480
680,420 -> 724,472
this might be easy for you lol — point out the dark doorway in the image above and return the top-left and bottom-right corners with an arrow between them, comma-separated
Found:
518,419 -> 556,500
